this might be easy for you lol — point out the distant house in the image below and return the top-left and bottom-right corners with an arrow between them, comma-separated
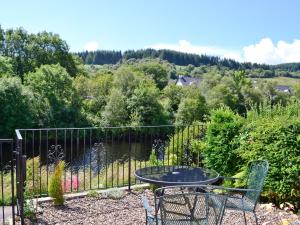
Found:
252,81 -> 292,94
85,95 -> 94,100
175,76 -> 202,86
275,85 -> 292,94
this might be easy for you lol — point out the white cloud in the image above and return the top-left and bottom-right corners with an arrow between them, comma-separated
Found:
147,38 -> 300,64
83,41 -> 99,51
243,38 -> 300,64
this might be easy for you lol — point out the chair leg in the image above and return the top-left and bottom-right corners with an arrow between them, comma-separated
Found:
253,212 -> 258,225
243,211 -> 247,225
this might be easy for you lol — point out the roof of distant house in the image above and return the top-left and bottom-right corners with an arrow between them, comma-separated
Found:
176,76 -> 202,86
275,85 -> 292,93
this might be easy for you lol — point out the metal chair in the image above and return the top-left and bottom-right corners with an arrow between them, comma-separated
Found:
142,185 -> 227,225
214,160 -> 269,225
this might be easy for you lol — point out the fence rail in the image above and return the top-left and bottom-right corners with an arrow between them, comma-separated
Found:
0,124 -> 205,224
14,125 -> 205,197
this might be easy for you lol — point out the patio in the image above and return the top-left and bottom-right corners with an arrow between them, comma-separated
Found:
33,188 -> 300,225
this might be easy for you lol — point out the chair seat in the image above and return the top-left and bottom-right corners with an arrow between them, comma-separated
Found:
225,196 -> 255,212
147,216 -> 210,225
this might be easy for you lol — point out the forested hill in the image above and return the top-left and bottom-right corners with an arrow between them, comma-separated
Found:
76,49 -> 300,71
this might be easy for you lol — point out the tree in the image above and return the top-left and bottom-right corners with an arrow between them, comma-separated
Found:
163,83 -> 184,113
0,25 -> 4,54
138,62 -> 169,89
0,77 -> 35,137
113,66 -> 142,98
175,95 -> 208,126
128,80 -> 169,126
203,108 -> 244,176
101,89 -> 128,127
0,56 -> 14,77
1,27 -> 79,78
206,83 -> 239,110
25,64 -> 81,127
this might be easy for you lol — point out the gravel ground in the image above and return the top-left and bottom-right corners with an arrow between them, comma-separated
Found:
34,189 -> 300,225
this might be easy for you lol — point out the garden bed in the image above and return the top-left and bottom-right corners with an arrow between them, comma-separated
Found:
32,189 -> 300,225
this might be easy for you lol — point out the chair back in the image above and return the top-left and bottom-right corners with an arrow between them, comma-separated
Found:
155,186 -> 226,225
245,160 -> 269,205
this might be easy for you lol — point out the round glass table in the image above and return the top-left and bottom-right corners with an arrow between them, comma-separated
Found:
135,165 -> 220,186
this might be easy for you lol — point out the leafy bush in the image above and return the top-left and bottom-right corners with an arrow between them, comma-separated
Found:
49,161 -> 65,205
238,104 -> 300,205
24,199 -> 36,221
203,108 -> 244,176
87,190 -> 99,198
149,149 -> 162,166
25,157 -> 48,197
102,188 -> 124,199
166,121 -> 205,166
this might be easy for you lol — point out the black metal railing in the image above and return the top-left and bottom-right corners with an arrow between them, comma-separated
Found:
14,124 -> 205,197
0,124 -> 205,224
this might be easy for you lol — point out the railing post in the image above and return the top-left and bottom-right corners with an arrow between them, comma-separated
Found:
19,155 -> 26,225
11,154 -> 16,225
15,130 -> 25,225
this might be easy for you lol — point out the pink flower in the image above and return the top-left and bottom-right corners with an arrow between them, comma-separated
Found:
62,177 -> 80,192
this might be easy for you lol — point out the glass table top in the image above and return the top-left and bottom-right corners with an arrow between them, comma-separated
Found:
135,165 -> 219,186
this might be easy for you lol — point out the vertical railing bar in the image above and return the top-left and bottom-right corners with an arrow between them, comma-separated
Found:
76,129 -> 79,157
32,130 -> 35,195
111,131 -> 114,188
46,130 -> 49,192
89,129 -> 92,190
11,141 -> 15,225
139,131 -> 142,173
83,129 -> 86,191
122,131 -> 125,187
97,131 -> 100,189
144,130 -> 147,168
1,143 -> 4,224
39,130 -> 42,197
105,130 -> 108,188
128,128 -> 131,191
167,128 -> 170,166
24,131 -> 27,155
70,129 -> 73,192
64,129 -> 67,193
117,132 -> 120,187
134,129 -> 137,185
150,128 -> 153,174
176,127 -> 179,166
76,129 -> 79,192
181,126 -> 184,167
197,125 -> 200,166
20,155 -> 26,225
55,129 -> 58,146
187,126 -> 190,166
15,150 -> 19,218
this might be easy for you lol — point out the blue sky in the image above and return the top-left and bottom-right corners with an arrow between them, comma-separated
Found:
1,0 -> 300,64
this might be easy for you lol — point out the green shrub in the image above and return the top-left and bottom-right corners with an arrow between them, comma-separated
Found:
87,190 -> 99,198
102,188 -> 124,199
166,121 -> 205,166
203,107 -> 244,176
239,105 -> 300,205
48,161 -> 65,205
24,199 -> 36,221
149,149 -> 163,166
25,157 -> 48,197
